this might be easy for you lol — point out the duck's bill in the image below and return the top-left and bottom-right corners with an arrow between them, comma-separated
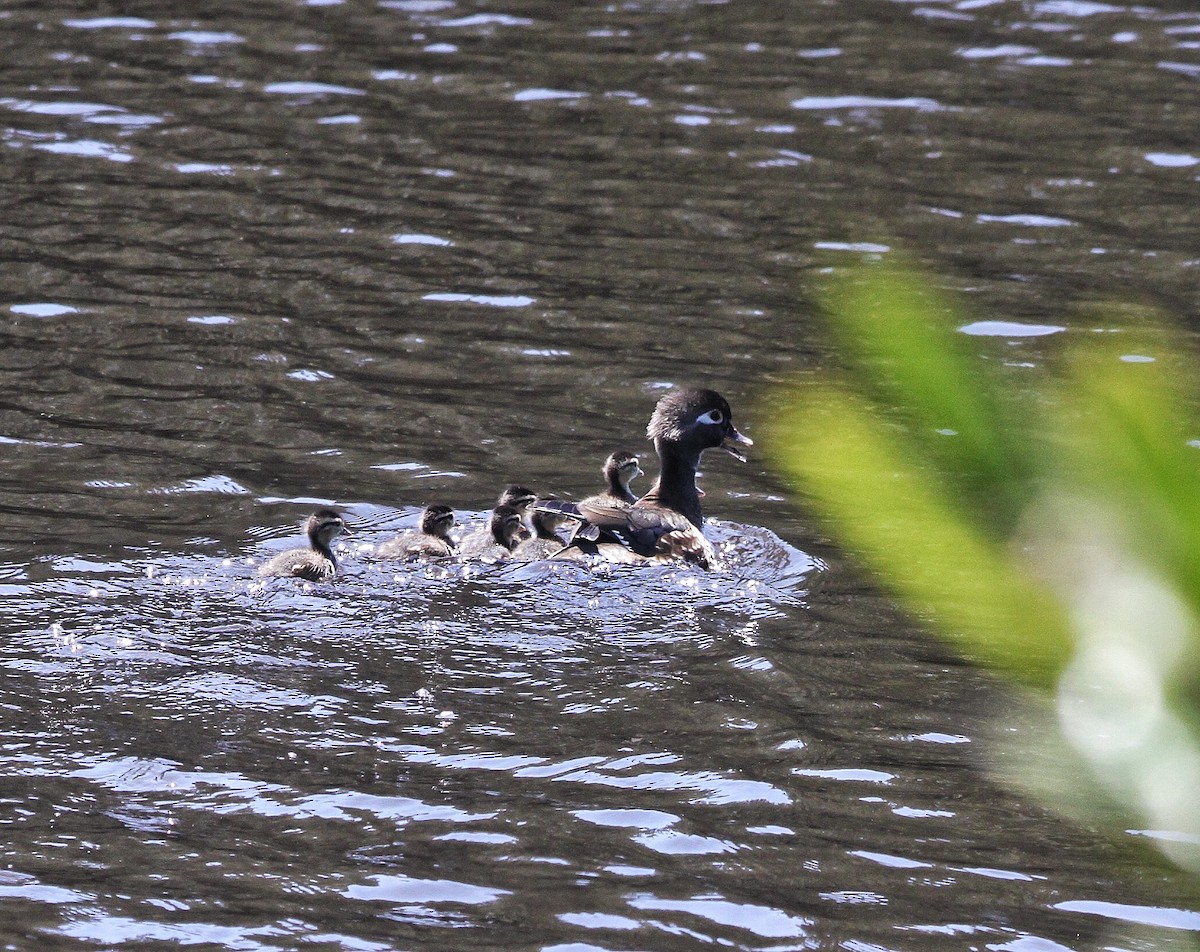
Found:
720,427 -> 753,462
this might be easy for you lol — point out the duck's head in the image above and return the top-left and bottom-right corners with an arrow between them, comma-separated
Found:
496,484 -> 537,512
307,508 -> 349,545
646,388 -> 753,462
420,504 -> 456,538
605,450 -> 644,489
490,504 -> 531,550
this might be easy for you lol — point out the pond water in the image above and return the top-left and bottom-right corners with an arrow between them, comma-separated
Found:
2,0 -> 1199,948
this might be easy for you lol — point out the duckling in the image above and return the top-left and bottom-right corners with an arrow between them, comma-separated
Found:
374,504 -> 456,560
554,389 -> 751,569
533,451 -> 641,546
258,508 -> 349,581
466,504 -> 529,562
512,502 -> 570,561
459,485 -> 536,558
584,450 -> 643,508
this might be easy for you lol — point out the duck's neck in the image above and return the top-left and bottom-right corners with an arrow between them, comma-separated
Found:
311,534 -> 338,568
609,471 -> 638,505
643,439 -> 704,527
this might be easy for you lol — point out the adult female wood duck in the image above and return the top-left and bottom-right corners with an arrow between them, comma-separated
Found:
554,389 -> 751,569
374,504 -> 456,560
467,504 -> 530,562
459,485 -> 536,558
258,508 -> 349,581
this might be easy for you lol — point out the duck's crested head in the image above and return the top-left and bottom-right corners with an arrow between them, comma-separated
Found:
497,484 -> 537,511
646,388 -> 753,461
490,504 -> 531,549
307,508 -> 348,542
420,504 -> 455,536
604,450 -> 643,485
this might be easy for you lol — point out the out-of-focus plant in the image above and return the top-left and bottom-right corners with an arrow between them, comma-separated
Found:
766,259 -> 1200,878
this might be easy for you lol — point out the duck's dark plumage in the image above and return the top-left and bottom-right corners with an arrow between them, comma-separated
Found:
554,389 -> 751,570
637,388 -> 750,529
375,504 -> 456,560
259,508 -> 349,581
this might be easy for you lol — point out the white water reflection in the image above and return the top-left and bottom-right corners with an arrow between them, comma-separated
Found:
959,320 -> 1065,337
345,874 -> 510,905
33,139 -> 133,162
1054,900 -> 1200,931
9,303 -> 79,317
628,895 -> 812,940
63,16 -> 156,28
791,95 -> 946,111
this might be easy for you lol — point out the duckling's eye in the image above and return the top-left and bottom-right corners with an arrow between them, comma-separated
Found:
696,409 -> 724,425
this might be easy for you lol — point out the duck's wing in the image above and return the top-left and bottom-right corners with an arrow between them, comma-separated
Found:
575,501 -> 694,558
531,499 -> 583,519
512,537 -> 565,561
652,525 -> 715,569
372,530 -> 415,560
292,560 -> 335,582
529,499 -> 595,542
458,525 -> 497,558
538,500 -> 713,569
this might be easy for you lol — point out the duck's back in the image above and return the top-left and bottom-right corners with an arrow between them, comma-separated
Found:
578,490 -> 633,512
259,548 -> 336,581
563,500 -> 715,569
458,525 -> 498,559
375,531 -> 453,560
512,536 -> 564,561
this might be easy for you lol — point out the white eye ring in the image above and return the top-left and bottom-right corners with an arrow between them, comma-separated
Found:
696,409 -> 724,425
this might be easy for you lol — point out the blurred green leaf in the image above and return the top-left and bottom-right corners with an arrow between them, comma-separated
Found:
821,263 -> 1034,532
769,380 -> 1071,687
766,257 -> 1200,881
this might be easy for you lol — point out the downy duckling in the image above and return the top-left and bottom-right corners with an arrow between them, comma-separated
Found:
512,502 -> 571,561
459,485 -> 536,558
259,508 -> 349,581
467,504 -> 529,562
584,450 -> 643,508
374,504 -> 456,560
531,451 -> 642,545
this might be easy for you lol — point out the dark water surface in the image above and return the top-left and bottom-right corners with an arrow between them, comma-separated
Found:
2,0 -> 1199,948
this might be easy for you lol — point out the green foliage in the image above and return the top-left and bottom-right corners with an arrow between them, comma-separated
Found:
766,259 -> 1200,878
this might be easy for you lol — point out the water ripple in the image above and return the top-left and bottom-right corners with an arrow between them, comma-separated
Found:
4,0 -> 1199,946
